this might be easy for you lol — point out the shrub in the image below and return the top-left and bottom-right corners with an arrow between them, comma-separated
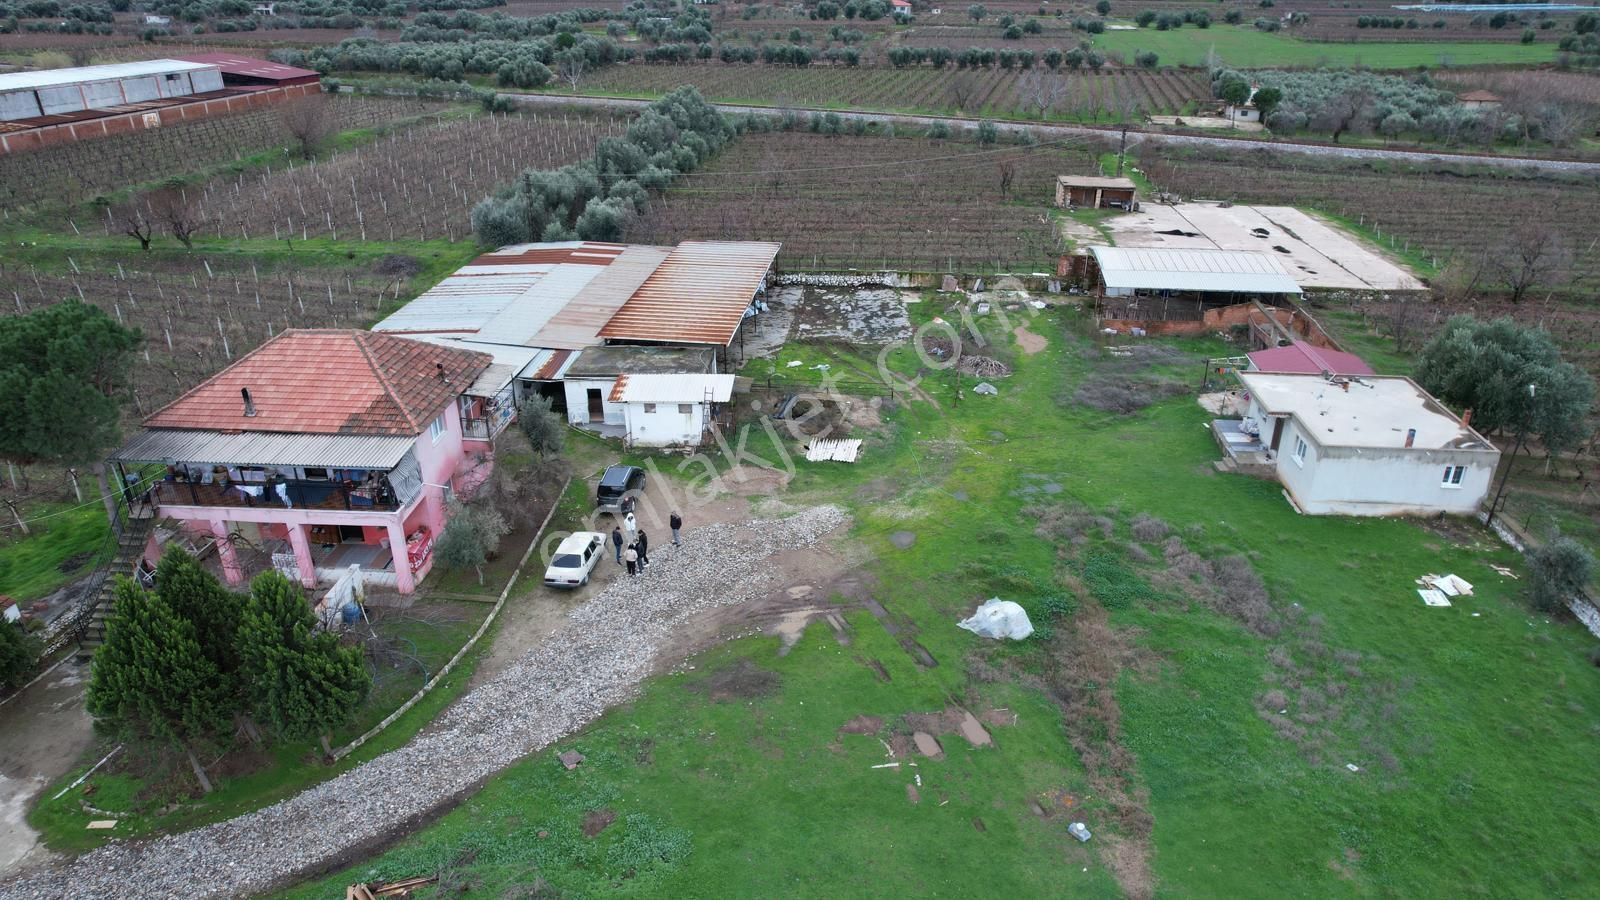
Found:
1528,536 -> 1593,614
1135,50 -> 1159,68
1130,513 -> 1171,543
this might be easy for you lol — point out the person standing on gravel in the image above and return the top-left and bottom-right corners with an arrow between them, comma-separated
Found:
624,543 -> 638,577
670,511 -> 682,546
611,525 -> 624,565
636,529 -> 650,570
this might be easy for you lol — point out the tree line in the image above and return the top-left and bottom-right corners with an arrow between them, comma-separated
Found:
470,85 -> 732,246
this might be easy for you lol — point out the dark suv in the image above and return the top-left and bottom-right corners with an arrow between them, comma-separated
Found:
596,465 -> 645,515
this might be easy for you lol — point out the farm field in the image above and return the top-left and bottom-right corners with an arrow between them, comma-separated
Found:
632,130 -> 1103,272
1089,23 -> 1561,67
283,302 -> 1600,898
570,65 -> 1208,120
0,245 -> 469,412
170,109 -> 626,243
1137,145 -> 1600,291
0,95 -> 452,213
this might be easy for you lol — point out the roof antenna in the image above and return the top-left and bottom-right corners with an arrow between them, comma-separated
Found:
242,387 -> 257,417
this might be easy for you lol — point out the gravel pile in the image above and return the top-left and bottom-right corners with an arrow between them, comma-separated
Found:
0,505 -> 847,900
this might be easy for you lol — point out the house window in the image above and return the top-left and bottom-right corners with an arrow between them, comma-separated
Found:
678,403 -> 693,414
642,403 -> 657,413
1441,465 -> 1466,488
303,467 -> 329,481
1292,437 -> 1307,467
429,413 -> 446,444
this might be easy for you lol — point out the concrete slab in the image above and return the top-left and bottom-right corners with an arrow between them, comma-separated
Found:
1149,115 -> 1265,133
1103,202 -> 1424,291
912,731 -> 943,758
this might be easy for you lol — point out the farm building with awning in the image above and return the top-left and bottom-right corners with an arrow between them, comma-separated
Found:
372,239 -> 779,446
1087,246 -> 1304,332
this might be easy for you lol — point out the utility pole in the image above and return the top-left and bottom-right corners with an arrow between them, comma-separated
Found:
1116,127 -> 1128,177
1485,428 -> 1527,530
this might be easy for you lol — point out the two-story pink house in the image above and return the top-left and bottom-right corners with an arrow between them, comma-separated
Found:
110,329 -> 491,594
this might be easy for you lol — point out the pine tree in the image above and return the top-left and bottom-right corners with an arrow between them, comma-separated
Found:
86,577 -> 232,790
238,572 -> 370,754
0,621 -> 40,690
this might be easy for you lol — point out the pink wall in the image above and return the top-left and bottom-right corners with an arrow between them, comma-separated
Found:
151,398 -> 477,593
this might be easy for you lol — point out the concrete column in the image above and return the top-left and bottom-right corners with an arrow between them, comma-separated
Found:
287,524 -> 317,589
211,519 -> 243,586
387,520 -> 416,594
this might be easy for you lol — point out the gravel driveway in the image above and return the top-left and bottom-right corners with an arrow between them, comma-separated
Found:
0,505 -> 848,900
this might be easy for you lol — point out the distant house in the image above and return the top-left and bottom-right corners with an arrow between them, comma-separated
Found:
1456,90 -> 1502,110
1055,175 -> 1138,210
110,330 -> 496,594
1217,372 -> 1500,516
1225,86 -> 1262,123
1247,341 -> 1373,377
253,2 -> 276,15
142,14 -> 172,25
891,0 -> 913,16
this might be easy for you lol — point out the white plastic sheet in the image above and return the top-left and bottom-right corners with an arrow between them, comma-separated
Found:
958,597 -> 1034,640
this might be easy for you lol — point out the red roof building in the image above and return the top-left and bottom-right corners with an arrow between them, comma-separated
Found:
1247,341 -> 1374,377
145,330 -> 491,435
172,53 -> 320,88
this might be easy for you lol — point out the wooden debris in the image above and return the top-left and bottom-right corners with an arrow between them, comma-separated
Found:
347,874 -> 438,899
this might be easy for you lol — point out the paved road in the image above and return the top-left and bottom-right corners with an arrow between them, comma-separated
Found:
505,91 -> 1600,176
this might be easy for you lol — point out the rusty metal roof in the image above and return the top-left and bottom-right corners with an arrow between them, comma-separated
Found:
172,52 -> 318,83
598,241 -> 781,346
472,241 -> 626,267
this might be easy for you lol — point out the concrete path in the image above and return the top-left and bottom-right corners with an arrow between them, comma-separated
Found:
504,92 -> 1600,176
0,660 -> 96,877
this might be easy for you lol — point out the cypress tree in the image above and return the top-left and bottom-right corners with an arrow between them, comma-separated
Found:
238,572 -> 370,754
155,548 -> 242,686
86,577 -> 231,790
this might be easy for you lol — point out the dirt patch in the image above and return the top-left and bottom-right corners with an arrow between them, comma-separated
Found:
981,708 -> 1019,728
1013,325 -> 1047,355
854,476 -> 900,502
862,657 -> 891,682
689,659 -> 780,702
906,784 -> 921,804
838,715 -> 883,735
581,809 -> 617,838
889,531 -> 916,550
902,706 -> 1001,748
971,817 -> 987,832
55,551 -> 93,573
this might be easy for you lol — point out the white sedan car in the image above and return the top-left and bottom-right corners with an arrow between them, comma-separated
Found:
543,531 -> 606,589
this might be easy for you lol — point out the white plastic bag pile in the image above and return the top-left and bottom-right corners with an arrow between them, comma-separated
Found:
957,597 -> 1034,640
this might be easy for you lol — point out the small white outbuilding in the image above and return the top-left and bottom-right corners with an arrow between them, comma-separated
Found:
609,373 -> 735,447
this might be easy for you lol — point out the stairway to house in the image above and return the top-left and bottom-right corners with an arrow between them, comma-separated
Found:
75,515 -> 156,660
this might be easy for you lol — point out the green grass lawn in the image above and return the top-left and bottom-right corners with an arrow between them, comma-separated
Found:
30,599 -> 494,852
281,299 -> 1600,897
1094,24 -> 1558,68
0,502 -> 110,603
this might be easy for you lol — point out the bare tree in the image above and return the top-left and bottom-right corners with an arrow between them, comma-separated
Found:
1314,89 -> 1373,144
946,72 -> 979,112
149,188 -> 204,250
116,202 -> 155,252
1112,78 -> 1146,125
557,50 -> 586,93
1532,101 -> 1593,149
277,95 -> 336,161
1018,68 -> 1068,119
1492,222 -> 1574,303
997,159 -> 1016,199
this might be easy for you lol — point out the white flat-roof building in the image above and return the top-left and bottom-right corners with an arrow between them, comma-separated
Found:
0,60 -> 223,122
1090,246 -> 1303,299
1235,372 -> 1500,516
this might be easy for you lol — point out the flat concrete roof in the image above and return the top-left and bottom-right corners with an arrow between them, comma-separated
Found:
0,60 -> 216,93
1058,176 -> 1138,190
1103,203 -> 1424,291
565,345 -> 716,378
1238,372 -> 1496,452
1091,246 -> 1302,295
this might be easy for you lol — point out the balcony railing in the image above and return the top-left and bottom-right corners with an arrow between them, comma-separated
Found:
154,477 -> 401,512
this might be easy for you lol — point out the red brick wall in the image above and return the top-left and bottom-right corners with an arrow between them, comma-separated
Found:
0,83 -> 319,157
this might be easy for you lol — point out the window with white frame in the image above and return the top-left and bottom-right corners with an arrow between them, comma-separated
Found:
429,413 -> 446,443
678,403 -> 693,414
642,402 -> 657,413
1441,465 -> 1466,488
1292,436 -> 1307,466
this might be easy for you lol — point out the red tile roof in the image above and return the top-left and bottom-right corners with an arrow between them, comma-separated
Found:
145,330 -> 491,436
1247,341 -> 1374,377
